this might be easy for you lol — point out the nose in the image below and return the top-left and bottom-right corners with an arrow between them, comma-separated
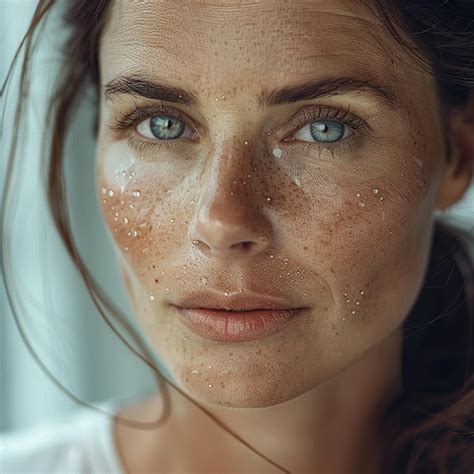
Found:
188,148 -> 272,259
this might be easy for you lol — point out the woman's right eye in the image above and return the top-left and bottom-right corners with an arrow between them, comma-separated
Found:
136,115 -> 196,141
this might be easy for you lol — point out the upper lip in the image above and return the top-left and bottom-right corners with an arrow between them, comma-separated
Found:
172,290 -> 306,312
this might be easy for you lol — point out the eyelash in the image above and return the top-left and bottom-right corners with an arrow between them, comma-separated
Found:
107,102 -> 372,157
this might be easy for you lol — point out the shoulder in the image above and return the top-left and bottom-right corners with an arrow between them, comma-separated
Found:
0,400 -> 126,473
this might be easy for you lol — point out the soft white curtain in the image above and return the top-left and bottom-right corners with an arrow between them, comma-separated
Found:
0,0 -> 156,433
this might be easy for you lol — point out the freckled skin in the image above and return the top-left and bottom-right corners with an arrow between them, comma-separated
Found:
94,1 -> 471,472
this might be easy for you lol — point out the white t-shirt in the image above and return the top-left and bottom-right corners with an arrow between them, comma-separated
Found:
0,398 -> 131,473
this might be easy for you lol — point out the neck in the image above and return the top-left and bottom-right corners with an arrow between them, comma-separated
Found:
178,327 -> 403,473
115,327 -> 403,473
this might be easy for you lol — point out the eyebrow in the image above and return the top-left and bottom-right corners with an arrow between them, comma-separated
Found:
104,75 -> 399,109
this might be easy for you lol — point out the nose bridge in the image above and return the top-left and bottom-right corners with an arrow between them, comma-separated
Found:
188,138 -> 272,257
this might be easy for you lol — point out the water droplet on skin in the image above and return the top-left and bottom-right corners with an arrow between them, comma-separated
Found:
360,290 -> 364,295
114,217 -> 118,221
266,197 -> 271,202
359,202 -> 366,208
165,287 -> 169,292
201,276 -> 208,284
124,247 -> 129,252
115,212 -> 119,217
342,317 -> 346,321
149,295 -> 155,301
107,189 -> 114,197
244,140 -> 249,145
191,369 -> 199,374
131,190 -> 141,198
351,310 -> 356,314
346,299 -> 350,303
208,384 -> 213,388
356,301 -> 360,305
224,291 -> 230,297
122,171 -> 127,177
131,230 -> 138,237
343,292 -> 348,297
101,188 -> 107,195
131,171 -> 136,177
356,193 -> 361,198
102,199 -> 106,204
272,147 -> 282,158
123,217 -> 129,224
170,218 -> 175,223
128,204 -> 134,209
190,200 -> 195,205
373,188 -> 379,194
336,213 -> 340,217
207,365 -> 212,369
161,271 -> 165,275
380,197 -> 384,201
270,255 -> 274,259
230,192 -> 234,196
266,131 -> 271,136
294,176 -> 301,187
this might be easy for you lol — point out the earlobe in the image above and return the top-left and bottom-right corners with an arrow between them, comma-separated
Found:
434,100 -> 474,211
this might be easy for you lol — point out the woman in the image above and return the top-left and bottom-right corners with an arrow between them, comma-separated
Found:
1,0 -> 473,473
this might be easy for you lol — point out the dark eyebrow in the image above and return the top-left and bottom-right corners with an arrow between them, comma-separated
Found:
104,76 -> 200,106
104,75 -> 398,109
261,76 -> 399,109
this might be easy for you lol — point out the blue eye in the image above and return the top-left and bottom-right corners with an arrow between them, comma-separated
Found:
149,115 -> 185,140
293,119 -> 352,144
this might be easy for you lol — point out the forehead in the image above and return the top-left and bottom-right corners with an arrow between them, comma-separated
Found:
99,0 -> 415,95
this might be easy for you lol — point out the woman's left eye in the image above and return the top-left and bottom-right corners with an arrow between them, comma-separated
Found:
291,119 -> 353,144
136,114 -> 196,141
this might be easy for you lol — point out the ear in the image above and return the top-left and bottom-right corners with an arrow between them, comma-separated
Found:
435,93 -> 474,210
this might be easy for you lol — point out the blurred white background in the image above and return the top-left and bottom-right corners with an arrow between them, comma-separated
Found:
0,0 -> 158,433
0,0 -> 473,435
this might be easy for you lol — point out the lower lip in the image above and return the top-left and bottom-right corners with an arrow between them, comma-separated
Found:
173,306 -> 306,342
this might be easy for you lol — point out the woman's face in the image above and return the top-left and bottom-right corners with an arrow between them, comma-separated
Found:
96,0 -> 448,408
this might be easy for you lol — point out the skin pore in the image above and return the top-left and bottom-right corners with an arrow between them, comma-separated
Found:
95,0 -> 472,472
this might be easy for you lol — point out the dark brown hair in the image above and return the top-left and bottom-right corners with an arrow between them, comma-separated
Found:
1,1 -> 473,472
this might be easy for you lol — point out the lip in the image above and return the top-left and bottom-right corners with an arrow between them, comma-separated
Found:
172,307 -> 307,342
173,290 -> 303,312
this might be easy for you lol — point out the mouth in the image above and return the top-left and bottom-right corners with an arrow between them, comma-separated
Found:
172,306 -> 308,342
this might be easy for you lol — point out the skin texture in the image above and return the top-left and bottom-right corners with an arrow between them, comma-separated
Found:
95,0 -> 473,472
